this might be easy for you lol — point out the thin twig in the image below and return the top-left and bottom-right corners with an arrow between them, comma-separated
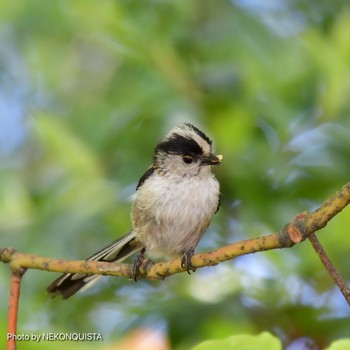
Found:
308,233 -> 350,305
7,267 -> 26,350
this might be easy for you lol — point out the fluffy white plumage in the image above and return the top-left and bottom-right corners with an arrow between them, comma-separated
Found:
132,124 -> 220,258
47,123 -> 221,298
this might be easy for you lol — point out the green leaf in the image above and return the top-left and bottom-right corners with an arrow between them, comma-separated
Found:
191,332 -> 282,350
325,339 -> 350,350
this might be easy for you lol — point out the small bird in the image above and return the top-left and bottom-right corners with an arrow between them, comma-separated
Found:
47,123 -> 222,298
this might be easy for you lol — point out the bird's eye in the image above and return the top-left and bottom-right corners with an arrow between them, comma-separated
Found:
183,155 -> 193,164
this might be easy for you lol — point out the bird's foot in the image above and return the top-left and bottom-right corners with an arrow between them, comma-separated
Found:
181,249 -> 196,274
132,248 -> 146,281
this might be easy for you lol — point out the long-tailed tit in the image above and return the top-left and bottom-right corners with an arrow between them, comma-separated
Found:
47,123 -> 222,298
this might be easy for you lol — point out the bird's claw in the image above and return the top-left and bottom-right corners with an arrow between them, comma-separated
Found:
181,249 -> 196,274
132,248 -> 146,281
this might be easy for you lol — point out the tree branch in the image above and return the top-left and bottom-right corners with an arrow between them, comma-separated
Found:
1,181 -> 350,290
7,266 -> 26,350
1,235 -> 281,282
309,233 -> 350,305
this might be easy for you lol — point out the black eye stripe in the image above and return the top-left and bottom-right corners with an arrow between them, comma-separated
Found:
156,134 -> 203,156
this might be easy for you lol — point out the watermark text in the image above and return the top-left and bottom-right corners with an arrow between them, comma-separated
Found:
7,332 -> 103,342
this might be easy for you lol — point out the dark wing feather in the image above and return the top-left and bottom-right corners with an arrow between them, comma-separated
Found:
215,193 -> 222,214
136,166 -> 155,190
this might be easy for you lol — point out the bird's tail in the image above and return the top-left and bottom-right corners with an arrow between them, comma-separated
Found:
46,231 -> 141,299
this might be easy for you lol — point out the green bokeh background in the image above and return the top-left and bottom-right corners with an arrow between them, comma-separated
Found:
1,1 -> 350,349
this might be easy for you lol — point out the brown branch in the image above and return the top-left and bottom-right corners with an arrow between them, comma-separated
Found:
0,181 -> 350,295
308,233 -> 350,305
7,266 -> 26,350
0,234 -> 281,282
286,182 -> 350,242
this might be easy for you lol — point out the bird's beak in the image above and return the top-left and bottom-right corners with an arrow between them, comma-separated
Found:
201,154 -> 223,166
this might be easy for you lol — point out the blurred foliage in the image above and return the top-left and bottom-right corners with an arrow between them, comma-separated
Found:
1,0 -> 350,349
191,332 -> 282,350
